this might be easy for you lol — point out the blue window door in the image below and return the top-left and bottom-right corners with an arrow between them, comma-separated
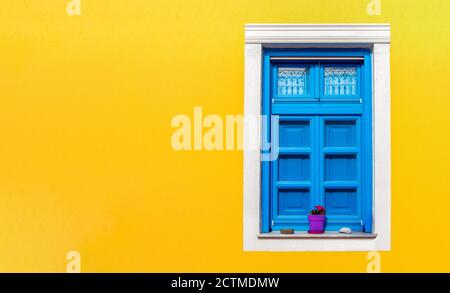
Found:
261,49 -> 373,233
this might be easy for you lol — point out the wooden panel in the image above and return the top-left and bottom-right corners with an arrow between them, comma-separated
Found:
278,189 -> 310,216
325,120 -> 356,147
278,155 -> 310,181
325,189 -> 357,216
324,154 -> 357,181
279,121 -> 310,148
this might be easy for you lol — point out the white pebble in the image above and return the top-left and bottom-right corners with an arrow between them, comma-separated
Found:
339,227 -> 352,234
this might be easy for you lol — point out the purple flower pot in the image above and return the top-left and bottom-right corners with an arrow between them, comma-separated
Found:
308,214 -> 326,234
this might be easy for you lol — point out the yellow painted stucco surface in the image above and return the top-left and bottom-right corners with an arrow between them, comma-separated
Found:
0,0 -> 449,272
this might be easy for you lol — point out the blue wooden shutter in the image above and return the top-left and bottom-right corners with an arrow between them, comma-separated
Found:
262,49 -> 373,233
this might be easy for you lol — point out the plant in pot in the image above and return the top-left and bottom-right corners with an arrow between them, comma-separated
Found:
308,206 -> 326,234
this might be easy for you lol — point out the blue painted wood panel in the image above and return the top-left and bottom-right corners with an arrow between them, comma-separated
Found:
325,189 -> 357,216
325,155 -> 357,181
279,155 -> 310,181
279,121 -> 310,148
325,120 -> 356,147
278,189 -> 310,216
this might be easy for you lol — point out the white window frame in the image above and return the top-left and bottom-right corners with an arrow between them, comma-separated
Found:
243,24 -> 391,251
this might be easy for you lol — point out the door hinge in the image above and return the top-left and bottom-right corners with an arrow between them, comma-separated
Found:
271,220 -> 274,226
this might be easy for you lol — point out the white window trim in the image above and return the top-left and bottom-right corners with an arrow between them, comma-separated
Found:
243,24 -> 391,251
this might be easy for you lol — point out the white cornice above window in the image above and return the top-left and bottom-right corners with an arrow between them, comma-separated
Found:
245,24 -> 391,44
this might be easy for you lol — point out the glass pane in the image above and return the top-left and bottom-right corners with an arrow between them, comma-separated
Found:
277,67 -> 308,96
324,67 -> 357,96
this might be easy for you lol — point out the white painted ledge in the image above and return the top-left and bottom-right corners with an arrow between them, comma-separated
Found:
258,232 -> 377,239
243,24 -> 391,252
245,24 -> 391,44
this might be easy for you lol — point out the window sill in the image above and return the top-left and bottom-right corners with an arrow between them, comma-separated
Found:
258,231 -> 377,239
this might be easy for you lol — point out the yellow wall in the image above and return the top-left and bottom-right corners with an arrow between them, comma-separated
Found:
0,0 -> 449,272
